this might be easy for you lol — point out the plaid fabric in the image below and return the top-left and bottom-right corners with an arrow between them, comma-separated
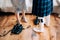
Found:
32,0 -> 53,17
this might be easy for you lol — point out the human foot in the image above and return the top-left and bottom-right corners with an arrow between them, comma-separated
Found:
21,16 -> 28,23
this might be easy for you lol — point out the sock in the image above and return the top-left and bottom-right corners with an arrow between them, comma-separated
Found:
45,15 -> 50,26
38,17 -> 44,32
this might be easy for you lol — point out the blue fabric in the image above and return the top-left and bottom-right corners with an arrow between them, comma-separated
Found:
32,0 -> 53,17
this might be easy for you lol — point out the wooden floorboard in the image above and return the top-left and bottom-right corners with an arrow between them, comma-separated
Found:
0,15 -> 59,40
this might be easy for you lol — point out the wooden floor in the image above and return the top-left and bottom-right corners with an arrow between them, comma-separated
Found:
0,14 -> 59,40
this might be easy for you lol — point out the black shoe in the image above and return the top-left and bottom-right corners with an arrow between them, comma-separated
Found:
34,17 -> 40,25
11,23 -> 24,34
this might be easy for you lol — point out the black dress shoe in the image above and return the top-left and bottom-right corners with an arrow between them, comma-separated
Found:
11,23 -> 23,34
34,17 -> 40,25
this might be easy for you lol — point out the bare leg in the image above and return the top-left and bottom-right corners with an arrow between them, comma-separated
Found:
22,9 -> 27,23
15,12 -> 20,24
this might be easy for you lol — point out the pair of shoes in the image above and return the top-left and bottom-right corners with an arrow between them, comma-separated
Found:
34,17 -> 40,25
11,23 -> 24,34
21,17 -> 28,23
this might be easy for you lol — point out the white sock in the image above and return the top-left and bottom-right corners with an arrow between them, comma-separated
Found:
45,15 -> 50,26
38,17 -> 44,32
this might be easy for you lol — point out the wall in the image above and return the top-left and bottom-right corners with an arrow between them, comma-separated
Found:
53,0 -> 58,6
0,0 -> 59,13
0,0 -> 58,8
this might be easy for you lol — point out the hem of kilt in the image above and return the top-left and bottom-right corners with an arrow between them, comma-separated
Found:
32,13 -> 51,17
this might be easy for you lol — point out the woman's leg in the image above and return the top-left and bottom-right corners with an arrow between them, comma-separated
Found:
15,12 -> 20,24
22,9 -> 27,23
11,12 -> 23,34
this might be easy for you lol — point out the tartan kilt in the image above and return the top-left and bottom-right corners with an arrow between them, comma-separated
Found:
32,0 -> 53,17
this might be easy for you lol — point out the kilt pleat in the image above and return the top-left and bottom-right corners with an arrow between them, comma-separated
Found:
32,0 -> 53,17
